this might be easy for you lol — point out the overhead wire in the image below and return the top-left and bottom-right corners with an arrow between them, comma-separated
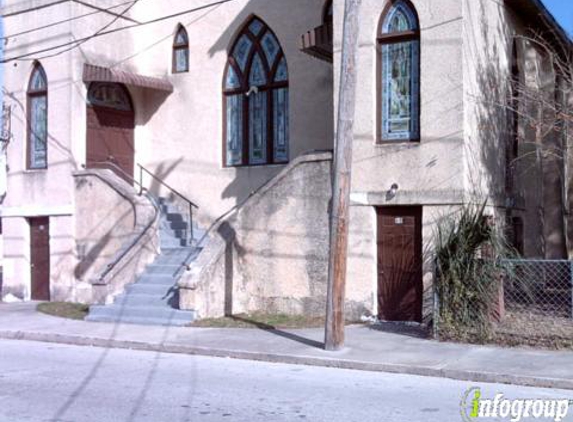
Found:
1,0 -> 234,64
1,0 -> 137,42
23,0 -> 142,61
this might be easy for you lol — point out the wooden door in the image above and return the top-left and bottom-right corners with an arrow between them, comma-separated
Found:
86,107 -> 135,177
30,217 -> 50,301
86,83 -> 135,178
376,207 -> 422,322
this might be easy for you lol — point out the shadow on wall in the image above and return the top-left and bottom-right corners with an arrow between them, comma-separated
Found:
209,0 -> 333,206
466,0 -> 566,258
2,89 -> 78,171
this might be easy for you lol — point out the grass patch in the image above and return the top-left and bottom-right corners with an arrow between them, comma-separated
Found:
191,312 -> 359,329
37,302 -> 89,320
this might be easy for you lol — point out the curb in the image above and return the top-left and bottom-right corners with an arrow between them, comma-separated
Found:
1,330 -> 571,391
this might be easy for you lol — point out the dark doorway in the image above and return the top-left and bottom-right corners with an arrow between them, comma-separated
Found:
29,217 -> 50,301
86,82 -> 135,178
376,206 -> 423,322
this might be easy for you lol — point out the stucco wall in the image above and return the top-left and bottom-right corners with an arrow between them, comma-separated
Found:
74,169 -> 160,304
179,152 -> 353,318
2,0 -> 333,224
1,0 -> 333,303
462,0 -> 568,259
333,0 -> 465,322
74,170 -> 137,299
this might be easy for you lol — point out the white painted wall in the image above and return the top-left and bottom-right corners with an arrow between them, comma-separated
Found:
0,0 -> 333,300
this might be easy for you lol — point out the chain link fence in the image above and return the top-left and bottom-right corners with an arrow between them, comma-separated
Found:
496,259 -> 573,348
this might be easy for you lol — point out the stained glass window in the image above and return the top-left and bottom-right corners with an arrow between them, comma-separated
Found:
87,83 -> 132,111
226,95 -> 243,166
379,1 -> 420,142
173,25 -> 189,73
232,35 -> 253,72
249,54 -> 267,86
261,32 -> 280,65
223,17 -> 289,166
273,88 -> 289,162
27,63 -> 48,169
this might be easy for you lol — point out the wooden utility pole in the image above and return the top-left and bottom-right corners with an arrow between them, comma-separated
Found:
325,0 -> 361,351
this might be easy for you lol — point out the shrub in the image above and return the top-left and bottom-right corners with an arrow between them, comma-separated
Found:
434,203 -> 508,342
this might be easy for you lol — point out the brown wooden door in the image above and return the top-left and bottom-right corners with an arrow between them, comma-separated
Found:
86,106 -> 135,178
376,207 -> 422,322
30,217 -> 50,301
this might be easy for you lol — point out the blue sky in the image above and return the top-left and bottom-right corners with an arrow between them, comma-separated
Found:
543,0 -> 573,35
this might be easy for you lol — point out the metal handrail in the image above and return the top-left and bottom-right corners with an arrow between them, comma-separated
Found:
137,163 -> 199,245
84,161 -> 146,194
79,162 -> 160,282
137,164 -> 199,209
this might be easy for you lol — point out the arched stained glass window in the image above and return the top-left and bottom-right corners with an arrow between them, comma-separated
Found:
173,24 -> 189,73
223,16 -> 289,166
27,62 -> 48,169
378,0 -> 420,142
87,83 -> 133,111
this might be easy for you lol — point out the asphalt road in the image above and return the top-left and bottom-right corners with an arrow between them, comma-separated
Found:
0,339 -> 571,422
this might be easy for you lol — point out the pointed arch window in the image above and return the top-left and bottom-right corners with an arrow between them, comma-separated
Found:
173,25 -> 189,73
377,0 -> 420,142
27,62 -> 48,169
223,17 -> 289,166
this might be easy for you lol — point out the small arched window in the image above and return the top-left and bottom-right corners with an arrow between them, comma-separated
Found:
173,25 -> 189,73
223,16 -> 289,166
377,0 -> 420,142
27,62 -> 48,169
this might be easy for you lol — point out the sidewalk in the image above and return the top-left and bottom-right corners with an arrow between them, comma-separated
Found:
1,302 -> 572,390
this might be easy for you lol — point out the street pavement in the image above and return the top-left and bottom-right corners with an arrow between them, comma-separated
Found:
1,339 -> 572,422
1,303 -> 573,390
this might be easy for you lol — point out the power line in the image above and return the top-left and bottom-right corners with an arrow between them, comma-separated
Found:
2,0 -> 136,41
2,0 -> 68,18
26,0 -> 142,61
1,0 -> 233,64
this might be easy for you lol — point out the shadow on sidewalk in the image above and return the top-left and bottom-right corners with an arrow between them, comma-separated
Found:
230,315 -> 325,349
368,321 -> 430,339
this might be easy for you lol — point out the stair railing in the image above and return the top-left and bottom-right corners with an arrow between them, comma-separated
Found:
80,161 -> 160,282
137,164 -> 199,244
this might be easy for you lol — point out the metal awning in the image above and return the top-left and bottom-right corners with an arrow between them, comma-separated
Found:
300,22 -> 333,63
82,64 -> 173,93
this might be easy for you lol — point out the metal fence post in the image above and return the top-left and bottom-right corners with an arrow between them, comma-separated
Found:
570,260 -> 573,320
433,259 -> 439,340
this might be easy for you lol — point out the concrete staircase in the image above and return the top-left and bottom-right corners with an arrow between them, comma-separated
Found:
86,197 -> 204,326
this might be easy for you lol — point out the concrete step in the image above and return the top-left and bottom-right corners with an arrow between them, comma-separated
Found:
155,248 -> 196,266
161,219 -> 188,231
85,310 -> 195,327
126,283 -> 173,296
161,238 -> 189,248
164,213 -> 185,224
113,293 -> 177,307
144,264 -> 180,276
159,227 -> 188,240
136,274 -> 176,285
87,304 -> 193,320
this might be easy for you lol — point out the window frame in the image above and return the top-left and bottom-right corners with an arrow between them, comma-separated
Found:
376,0 -> 421,144
172,24 -> 189,74
222,16 -> 289,168
26,62 -> 48,170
